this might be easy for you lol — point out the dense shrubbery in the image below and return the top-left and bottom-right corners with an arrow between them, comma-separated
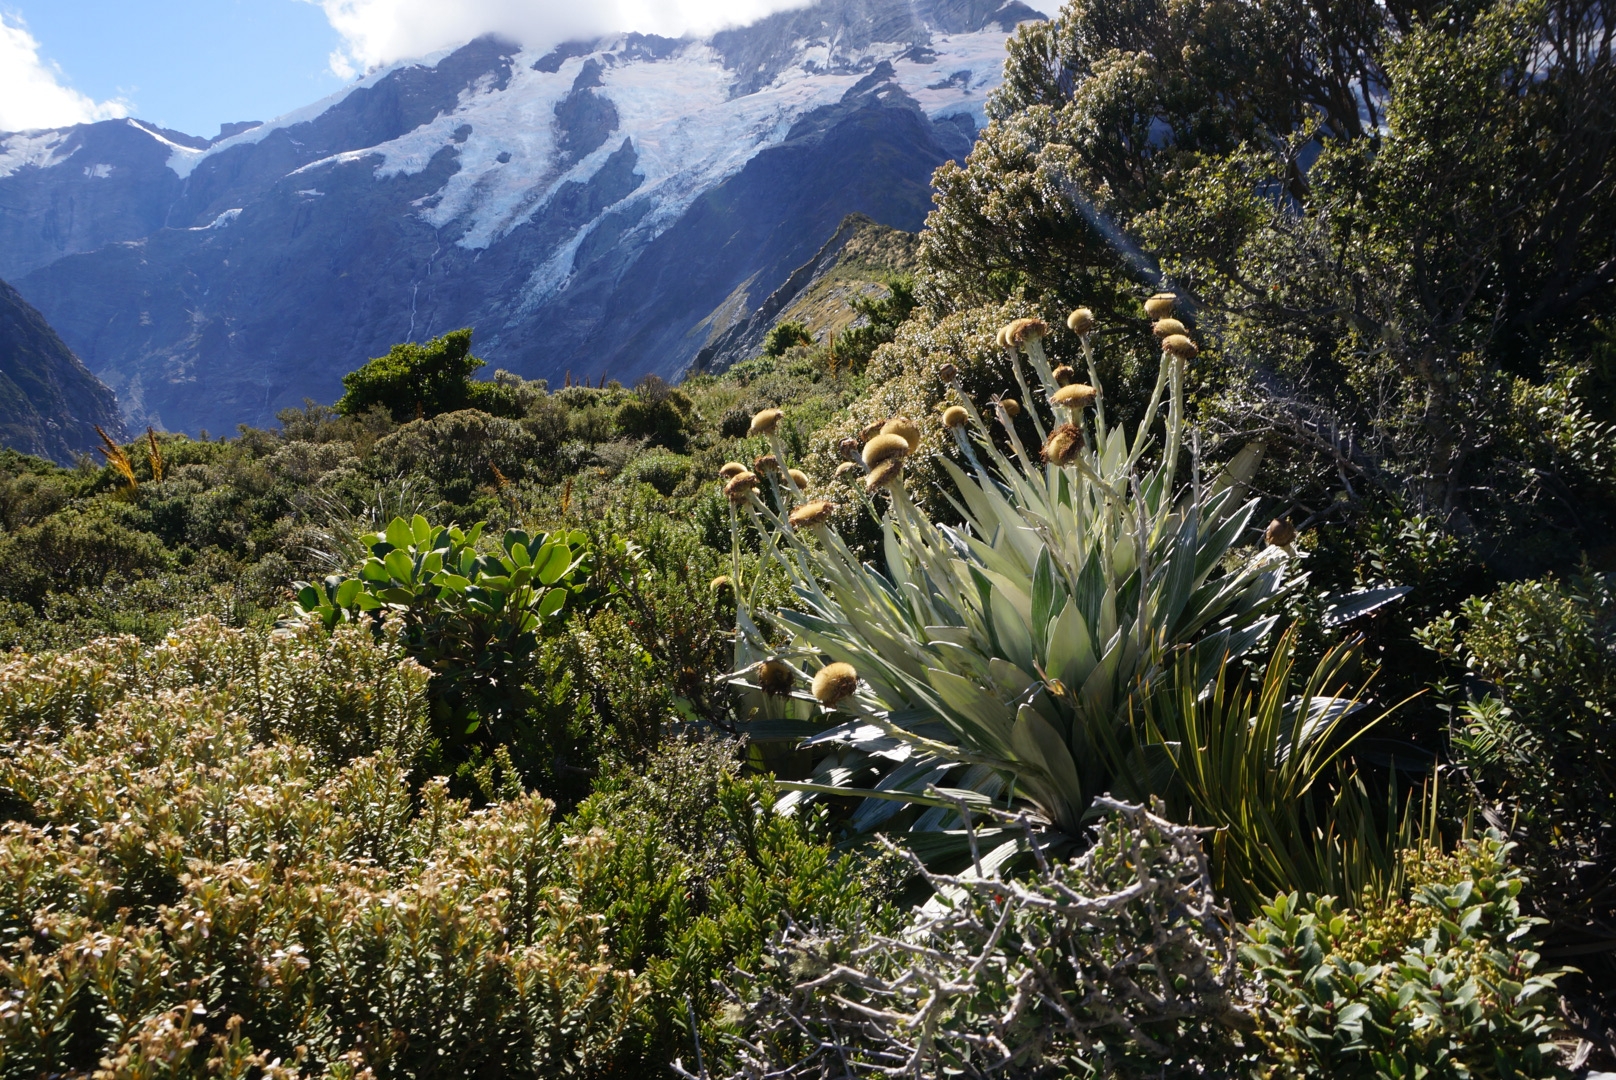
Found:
3,0 -> 1614,1066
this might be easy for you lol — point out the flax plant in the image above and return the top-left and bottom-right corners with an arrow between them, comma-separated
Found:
721,306 -> 1402,895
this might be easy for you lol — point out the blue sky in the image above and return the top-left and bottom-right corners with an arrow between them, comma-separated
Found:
2,0 -> 1061,137
2,1 -> 349,137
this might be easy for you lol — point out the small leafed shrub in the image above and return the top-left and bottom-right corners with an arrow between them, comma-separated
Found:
0,622 -> 881,1079
1242,834 -> 1567,1079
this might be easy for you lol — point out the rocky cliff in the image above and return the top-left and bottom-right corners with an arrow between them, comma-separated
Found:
0,278 -> 125,463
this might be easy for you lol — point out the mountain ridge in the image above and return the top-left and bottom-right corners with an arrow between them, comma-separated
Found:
0,278 -> 126,463
0,0 -> 1039,434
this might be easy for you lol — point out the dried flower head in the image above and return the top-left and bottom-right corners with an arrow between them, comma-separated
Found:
788,468 -> 810,489
1067,307 -> 1096,334
1005,318 -> 1049,346
1051,383 -> 1098,409
710,575 -> 733,593
1152,317 -> 1186,339
1161,334 -> 1199,360
811,661 -> 859,706
724,471 -> 758,502
997,397 -> 1021,419
838,437 -> 861,462
1041,424 -> 1085,467
862,432 -> 911,468
941,405 -> 969,429
995,326 -> 1010,348
1265,518 -> 1297,547
754,453 -> 781,474
859,419 -> 886,443
1052,364 -> 1076,386
864,458 -> 904,491
748,408 -> 784,436
718,461 -> 747,479
1144,292 -> 1177,319
937,362 -> 958,383
835,460 -> 861,480
757,659 -> 795,696
788,499 -> 835,528
880,416 -> 921,453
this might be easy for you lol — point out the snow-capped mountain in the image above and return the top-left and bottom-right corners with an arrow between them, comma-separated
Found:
0,0 -> 1037,433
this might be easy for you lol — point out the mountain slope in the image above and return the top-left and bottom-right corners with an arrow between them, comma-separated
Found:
0,0 -> 1038,434
0,278 -> 125,463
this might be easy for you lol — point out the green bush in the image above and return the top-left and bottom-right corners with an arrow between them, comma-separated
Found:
334,329 -> 524,422
617,450 -> 691,496
0,504 -> 170,608
0,622 -> 880,1079
292,515 -> 604,783
1243,835 -> 1567,1079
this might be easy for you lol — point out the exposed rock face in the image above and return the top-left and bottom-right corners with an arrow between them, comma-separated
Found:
0,278 -> 125,463
0,0 -> 1040,434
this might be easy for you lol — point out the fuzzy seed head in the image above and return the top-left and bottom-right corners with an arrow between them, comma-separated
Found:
1144,292 -> 1177,319
1067,307 -> 1096,334
997,397 -> 1021,419
788,468 -> 810,489
941,405 -> 969,429
724,472 -> 758,502
754,453 -> 781,474
1052,383 -> 1098,409
748,408 -> 783,436
1052,365 -> 1075,386
864,459 -> 904,492
719,461 -> 747,479
858,419 -> 886,443
1161,334 -> 1199,360
995,326 -> 1009,348
937,362 -> 958,383
788,499 -> 835,528
812,662 -> 859,706
862,433 -> 911,468
1005,318 -> 1049,346
835,461 -> 861,480
1041,424 -> 1085,467
838,437 -> 861,462
758,660 -> 795,696
1152,317 -> 1186,339
880,417 -> 921,453
1265,518 -> 1297,547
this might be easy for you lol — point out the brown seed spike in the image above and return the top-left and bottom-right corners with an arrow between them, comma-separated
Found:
1006,318 -> 1049,346
758,660 -> 796,696
748,408 -> 783,436
1161,334 -> 1199,360
864,459 -> 904,492
724,472 -> 758,503
812,662 -> 859,706
880,417 -> 921,453
788,499 -> 835,528
1144,292 -> 1177,319
861,433 -> 911,469
1040,424 -> 1085,467
1051,383 -> 1098,409
1265,518 -> 1297,548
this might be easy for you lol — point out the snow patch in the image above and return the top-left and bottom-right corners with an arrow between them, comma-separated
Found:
0,128 -> 76,178
84,163 -> 114,179
191,208 -> 242,230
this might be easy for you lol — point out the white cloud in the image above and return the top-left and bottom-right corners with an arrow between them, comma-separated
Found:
304,0 -> 821,77
0,13 -> 129,132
